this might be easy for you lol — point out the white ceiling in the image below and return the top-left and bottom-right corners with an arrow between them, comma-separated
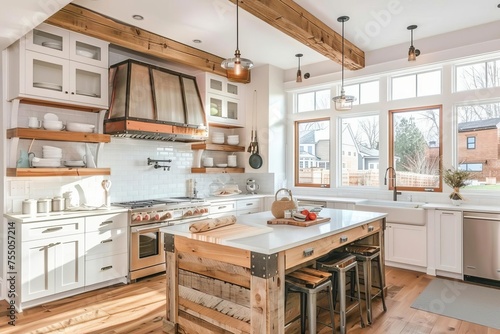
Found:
3,0 -> 500,71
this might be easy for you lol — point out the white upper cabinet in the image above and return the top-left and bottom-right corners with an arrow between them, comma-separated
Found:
197,73 -> 245,127
7,23 -> 109,109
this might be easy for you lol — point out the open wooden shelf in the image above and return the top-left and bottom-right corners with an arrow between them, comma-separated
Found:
191,167 -> 244,174
7,168 -> 111,177
191,143 -> 245,152
7,128 -> 111,143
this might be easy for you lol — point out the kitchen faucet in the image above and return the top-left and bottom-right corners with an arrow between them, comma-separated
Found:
384,167 -> 401,201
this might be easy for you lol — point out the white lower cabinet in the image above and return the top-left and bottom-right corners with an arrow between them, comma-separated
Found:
236,198 -> 262,215
84,213 -> 128,285
209,197 -> 264,217
21,219 -> 85,303
16,212 -> 128,311
434,210 -> 462,274
385,223 -> 427,269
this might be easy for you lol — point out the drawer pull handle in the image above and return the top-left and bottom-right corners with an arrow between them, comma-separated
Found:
101,266 -> 113,271
100,220 -> 114,226
218,206 -> 227,209
101,239 -> 113,244
368,225 -> 374,232
48,242 -> 61,248
303,248 -> 314,257
340,236 -> 348,243
43,227 -> 63,233
246,203 -> 253,206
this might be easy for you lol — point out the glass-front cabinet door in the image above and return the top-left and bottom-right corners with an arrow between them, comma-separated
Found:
25,50 -> 69,100
25,23 -> 70,58
70,61 -> 108,106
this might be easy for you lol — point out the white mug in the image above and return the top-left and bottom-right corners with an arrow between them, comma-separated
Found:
203,157 -> 213,167
28,117 -> 41,129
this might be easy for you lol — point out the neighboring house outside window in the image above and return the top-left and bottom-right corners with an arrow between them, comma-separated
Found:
457,118 -> 500,184
467,136 -> 476,149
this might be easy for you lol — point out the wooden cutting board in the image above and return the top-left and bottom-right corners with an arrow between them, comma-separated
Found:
267,217 -> 331,227
188,223 -> 272,243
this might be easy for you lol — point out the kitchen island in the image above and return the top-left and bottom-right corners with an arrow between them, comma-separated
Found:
160,208 -> 387,334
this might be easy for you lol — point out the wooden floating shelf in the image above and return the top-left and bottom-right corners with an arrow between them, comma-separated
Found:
208,122 -> 244,129
7,168 -> 111,177
7,128 -> 111,143
191,143 -> 245,152
191,167 -> 245,174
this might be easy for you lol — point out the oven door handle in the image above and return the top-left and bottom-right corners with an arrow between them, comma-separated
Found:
131,222 -> 170,233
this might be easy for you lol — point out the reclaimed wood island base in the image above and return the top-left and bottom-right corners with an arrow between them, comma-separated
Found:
160,209 -> 387,334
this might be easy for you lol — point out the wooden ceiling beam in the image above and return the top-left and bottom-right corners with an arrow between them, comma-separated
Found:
236,0 -> 365,70
45,4 -> 227,76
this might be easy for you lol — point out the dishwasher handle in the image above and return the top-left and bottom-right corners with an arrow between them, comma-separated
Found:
463,214 -> 500,221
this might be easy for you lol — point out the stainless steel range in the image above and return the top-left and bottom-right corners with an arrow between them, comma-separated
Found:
114,198 -> 210,281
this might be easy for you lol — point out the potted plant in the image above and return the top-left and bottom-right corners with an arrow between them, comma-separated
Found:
442,167 -> 472,205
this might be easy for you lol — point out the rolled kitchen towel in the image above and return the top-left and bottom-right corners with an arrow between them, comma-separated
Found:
189,215 -> 237,233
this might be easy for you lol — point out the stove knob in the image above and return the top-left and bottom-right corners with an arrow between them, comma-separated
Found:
132,213 -> 143,222
161,212 -> 172,220
184,210 -> 193,217
203,208 -> 209,213
153,213 -> 161,221
143,213 -> 151,221
194,208 -> 200,215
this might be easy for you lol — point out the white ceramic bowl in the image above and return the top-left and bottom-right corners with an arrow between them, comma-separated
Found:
42,152 -> 63,158
43,121 -> 64,131
66,122 -> 95,133
216,163 -> 228,168
43,113 -> 59,121
227,139 -> 239,145
42,145 -> 62,151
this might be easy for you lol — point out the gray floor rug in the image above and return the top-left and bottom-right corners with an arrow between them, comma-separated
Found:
411,278 -> 500,329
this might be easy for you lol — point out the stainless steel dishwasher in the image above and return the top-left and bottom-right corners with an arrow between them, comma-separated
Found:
463,211 -> 500,287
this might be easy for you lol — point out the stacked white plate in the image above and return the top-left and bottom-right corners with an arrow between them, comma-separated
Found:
212,132 -> 224,144
227,135 -> 239,145
42,145 -> 62,164
32,157 -> 61,168
43,113 -> 64,131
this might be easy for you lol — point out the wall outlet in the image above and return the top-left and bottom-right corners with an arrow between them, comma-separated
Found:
10,180 -> 26,197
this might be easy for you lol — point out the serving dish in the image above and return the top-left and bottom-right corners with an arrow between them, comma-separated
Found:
64,160 -> 86,167
76,49 -> 95,58
34,82 -> 62,91
41,41 -> 62,50
216,163 -> 228,168
66,122 -> 95,133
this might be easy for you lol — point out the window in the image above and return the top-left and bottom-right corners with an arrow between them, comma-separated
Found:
295,118 -> 330,187
456,59 -> 500,91
341,115 -> 380,187
467,136 -> 476,149
297,89 -> 331,112
457,102 -> 500,190
392,70 -> 441,100
389,105 -> 442,192
344,80 -> 379,105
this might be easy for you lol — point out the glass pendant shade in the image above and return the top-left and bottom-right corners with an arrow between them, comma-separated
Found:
333,16 -> 356,111
295,53 -> 303,83
407,25 -> 420,61
221,1 -> 253,83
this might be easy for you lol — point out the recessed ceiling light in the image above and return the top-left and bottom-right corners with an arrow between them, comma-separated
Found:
132,14 -> 144,20
193,39 -> 202,44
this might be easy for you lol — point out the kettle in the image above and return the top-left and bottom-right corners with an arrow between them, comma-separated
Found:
246,178 -> 259,194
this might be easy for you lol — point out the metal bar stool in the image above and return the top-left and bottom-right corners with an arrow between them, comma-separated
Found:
344,244 -> 387,324
316,253 -> 365,334
285,267 -> 336,334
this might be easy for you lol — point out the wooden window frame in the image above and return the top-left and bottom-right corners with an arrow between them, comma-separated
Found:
294,117 -> 330,188
388,105 -> 443,192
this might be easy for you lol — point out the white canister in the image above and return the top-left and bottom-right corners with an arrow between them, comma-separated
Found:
52,197 -> 65,212
37,198 -> 52,213
227,155 -> 237,167
22,199 -> 37,215
203,157 -> 214,167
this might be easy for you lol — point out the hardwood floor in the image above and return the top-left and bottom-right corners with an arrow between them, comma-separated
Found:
1,267 -> 499,333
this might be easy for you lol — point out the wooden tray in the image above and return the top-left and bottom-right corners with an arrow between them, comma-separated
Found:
267,217 -> 331,227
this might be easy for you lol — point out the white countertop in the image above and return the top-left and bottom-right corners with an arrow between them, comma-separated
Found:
160,208 -> 387,254
4,206 -> 128,223
422,202 -> 500,213
204,193 -> 269,202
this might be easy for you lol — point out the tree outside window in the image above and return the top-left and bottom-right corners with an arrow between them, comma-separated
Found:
389,106 -> 442,191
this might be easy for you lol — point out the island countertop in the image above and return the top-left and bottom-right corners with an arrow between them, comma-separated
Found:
160,208 -> 387,254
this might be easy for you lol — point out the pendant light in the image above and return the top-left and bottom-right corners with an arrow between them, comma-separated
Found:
407,25 -> 420,61
332,16 -> 356,111
295,53 -> 303,83
221,0 -> 254,83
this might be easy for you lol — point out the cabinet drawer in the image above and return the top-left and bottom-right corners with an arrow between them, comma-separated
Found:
236,208 -> 261,216
85,213 -> 127,232
85,227 -> 128,260
236,198 -> 262,211
85,253 -> 128,286
209,201 -> 237,214
22,218 -> 84,241
285,219 -> 383,269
